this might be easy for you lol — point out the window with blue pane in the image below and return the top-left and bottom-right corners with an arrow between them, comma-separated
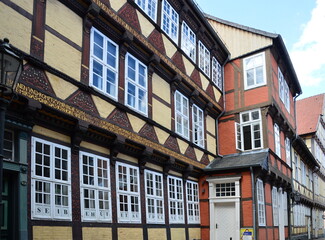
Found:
90,28 -> 118,100
135,0 -> 157,21
125,53 -> 148,115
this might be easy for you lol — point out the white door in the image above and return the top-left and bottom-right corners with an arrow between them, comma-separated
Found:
215,202 -> 237,240
278,189 -> 285,240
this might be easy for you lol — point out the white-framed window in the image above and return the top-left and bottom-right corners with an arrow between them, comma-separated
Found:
168,176 -> 184,223
274,123 -> 281,158
301,161 -> 306,186
181,21 -> 196,62
31,137 -> 71,220
285,137 -> 291,167
294,153 -> 299,181
283,191 -> 288,226
161,0 -> 179,43
278,67 -> 284,102
236,109 -> 263,151
3,129 -> 14,161
175,91 -> 189,139
272,186 -> 279,226
198,41 -> 210,77
192,104 -> 204,148
125,53 -> 148,115
278,67 -> 290,112
309,169 -> 313,190
116,162 -> 141,223
212,57 -> 223,91
314,174 -> 319,195
243,52 -> 266,89
186,181 -> 200,224
145,170 -> 164,224
80,152 -> 111,222
256,178 -> 266,226
135,0 -> 157,21
90,28 -> 119,100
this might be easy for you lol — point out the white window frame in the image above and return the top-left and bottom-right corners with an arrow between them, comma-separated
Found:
284,80 -> 290,113
125,53 -> 148,116
90,28 -> 119,100
294,152 -> 299,181
283,191 -> 288,226
186,180 -> 200,224
31,137 -> 71,220
198,41 -> 210,77
144,170 -> 165,224
161,0 -> 179,43
212,57 -> 223,91
192,104 -> 204,148
3,129 -> 14,161
236,109 -> 263,151
278,67 -> 290,112
175,91 -> 189,139
168,176 -> 184,223
272,186 -> 279,226
116,162 -> 141,223
285,137 -> 291,167
301,161 -> 306,186
274,123 -> 281,158
243,52 -> 266,90
135,0 -> 157,21
278,67 -> 284,102
256,178 -> 266,226
80,152 -> 111,222
181,21 -> 196,62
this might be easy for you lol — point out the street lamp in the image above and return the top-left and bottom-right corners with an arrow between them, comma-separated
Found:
0,38 -> 23,237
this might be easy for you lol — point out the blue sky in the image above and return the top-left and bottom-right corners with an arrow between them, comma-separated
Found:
195,0 -> 325,99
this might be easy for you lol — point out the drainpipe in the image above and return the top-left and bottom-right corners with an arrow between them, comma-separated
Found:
216,55 -> 230,157
250,167 -> 256,239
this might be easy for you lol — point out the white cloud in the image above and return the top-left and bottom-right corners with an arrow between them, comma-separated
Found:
290,0 -> 325,87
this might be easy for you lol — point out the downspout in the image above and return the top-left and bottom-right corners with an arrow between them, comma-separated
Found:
216,55 -> 230,157
250,166 -> 256,239
289,91 -> 301,239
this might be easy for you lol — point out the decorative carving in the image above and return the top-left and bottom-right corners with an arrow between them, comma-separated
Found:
164,135 -> 180,153
139,123 -> 159,143
118,3 -> 141,33
182,164 -> 193,180
107,109 -> 133,131
20,65 -> 55,96
72,120 -> 89,154
16,84 -> 206,169
67,90 -> 99,116
163,157 -> 175,177
148,30 -> 166,55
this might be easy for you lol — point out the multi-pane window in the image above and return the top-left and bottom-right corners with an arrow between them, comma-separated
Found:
161,0 -> 179,43
294,153 -> 299,181
285,137 -> 291,166
212,57 -> 223,91
181,21 -> 196,62
90,28 -> 118,100
256,178 -> 266,226
168,176 -> 184,223
198,41 -> 210,77
244,52 -> 266,89
236,109 -> 262,151
274,123 -> 281,158
125,53 -> 148,115
186,181 -> 200,224
135,0 -> 157,21
283,191 -> 288,226
272,187 -> 279,226
192,104 -> 204,148
3,129 -> 14,161
31,137 -> 71,220
216,182 -> 236,197
145,170 -> 164,223
278,67 -> 290,112
301,161 -> 306,186
175,91 -> 189,139
80,152 -> 111,222
116,162 -> 141,223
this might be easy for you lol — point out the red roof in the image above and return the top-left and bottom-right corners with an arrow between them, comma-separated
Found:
297,93 -> 325,135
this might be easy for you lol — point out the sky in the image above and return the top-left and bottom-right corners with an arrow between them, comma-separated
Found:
194,0 -> 325,99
